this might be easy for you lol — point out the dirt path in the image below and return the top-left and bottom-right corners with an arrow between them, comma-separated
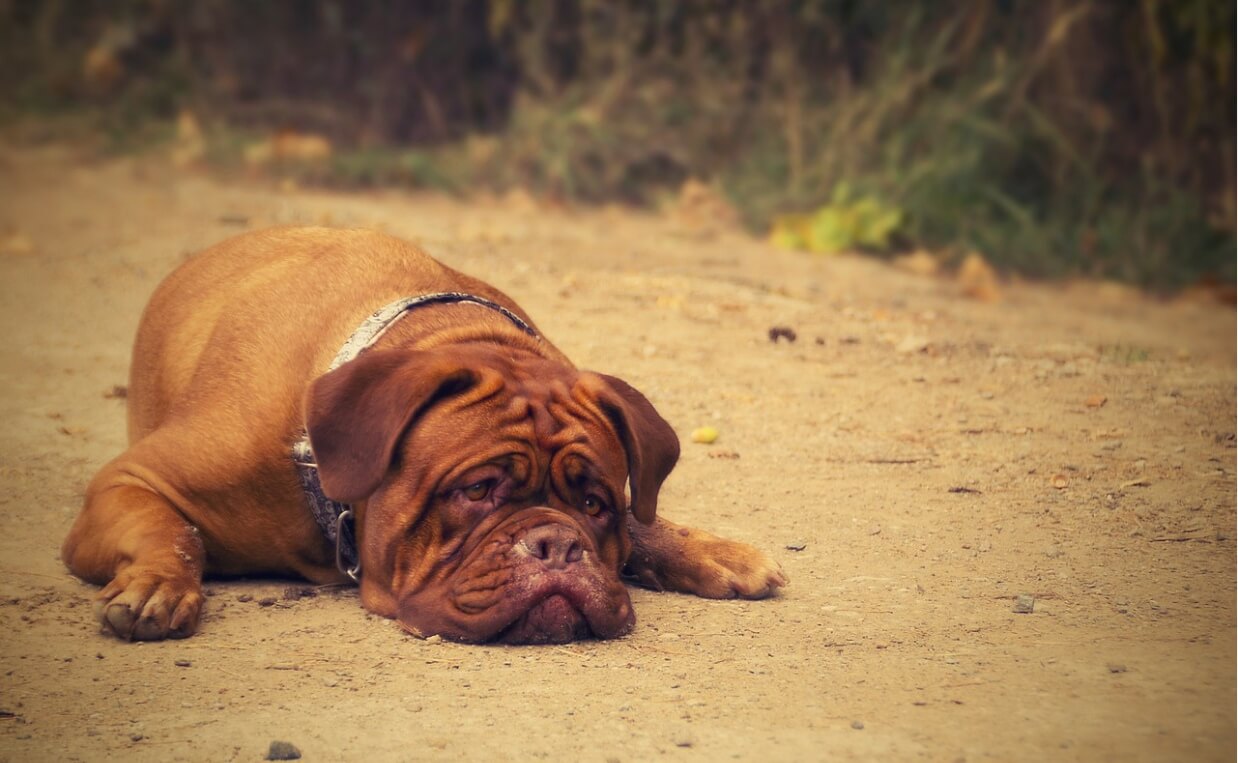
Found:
0,143 -> 1233,762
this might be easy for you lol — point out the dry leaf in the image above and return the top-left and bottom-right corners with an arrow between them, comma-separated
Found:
958,252 -> 1001,302
893,249 -> 941,277
669,179 -> 740,236
246,130 -> 333,166
171,109 -> 205,167
272,130 -> 332,162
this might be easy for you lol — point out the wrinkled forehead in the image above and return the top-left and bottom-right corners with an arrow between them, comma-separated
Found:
507,363 -> 628,474
410,357 -> 628,479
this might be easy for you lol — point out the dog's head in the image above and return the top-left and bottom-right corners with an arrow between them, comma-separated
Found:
304,345 -> 679,644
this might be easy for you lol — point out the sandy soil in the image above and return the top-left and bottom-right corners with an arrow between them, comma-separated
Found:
0,143 -> 1234,762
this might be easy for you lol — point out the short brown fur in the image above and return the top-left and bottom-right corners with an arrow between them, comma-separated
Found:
62,227 -> 786,642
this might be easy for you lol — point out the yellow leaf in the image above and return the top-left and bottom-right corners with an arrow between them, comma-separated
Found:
691,426 -> 719,444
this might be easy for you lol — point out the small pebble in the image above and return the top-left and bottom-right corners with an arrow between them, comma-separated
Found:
258,597 -> 278,607
768,326 -> 797,343
237,594 -> 253,603
1013,595 -> 1035,614
851,720 -> 865,730
174,659 -> 191,668
1107,663 -> 1128,674
785,540 -> 807,551
129,733 -> 144,742
674,735 -> 695,748
266,740 -> 302,760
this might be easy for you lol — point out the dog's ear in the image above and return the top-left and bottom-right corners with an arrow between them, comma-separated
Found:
582,373 -> 680,524
305,349 -> 480,503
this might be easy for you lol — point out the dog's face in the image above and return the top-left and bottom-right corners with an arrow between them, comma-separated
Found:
305,346 -> 679,644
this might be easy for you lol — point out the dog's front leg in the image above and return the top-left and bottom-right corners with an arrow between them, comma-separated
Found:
62,466 -> 206,640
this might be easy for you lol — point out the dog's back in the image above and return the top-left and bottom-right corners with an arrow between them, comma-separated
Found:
128,227 -> 464,441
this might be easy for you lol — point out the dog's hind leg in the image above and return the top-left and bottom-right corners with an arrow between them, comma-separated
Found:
62,464 -> 206,641
623,517 -> 788,600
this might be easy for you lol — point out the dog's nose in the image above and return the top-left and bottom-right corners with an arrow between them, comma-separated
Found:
517,524 -> 584,569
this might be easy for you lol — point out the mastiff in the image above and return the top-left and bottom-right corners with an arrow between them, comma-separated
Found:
62,227 -> 786,644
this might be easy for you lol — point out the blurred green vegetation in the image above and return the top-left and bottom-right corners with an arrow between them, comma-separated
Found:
1,0 -> 1232,288
769,184 -> 904,254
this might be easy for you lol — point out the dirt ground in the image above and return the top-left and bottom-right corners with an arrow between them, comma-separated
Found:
0,142 -> 1233,762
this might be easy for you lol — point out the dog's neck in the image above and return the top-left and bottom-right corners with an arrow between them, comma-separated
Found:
347,293 -> 538,357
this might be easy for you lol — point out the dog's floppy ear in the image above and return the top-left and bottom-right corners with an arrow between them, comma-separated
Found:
582,373 -> 680,525
305,349 -> 481,503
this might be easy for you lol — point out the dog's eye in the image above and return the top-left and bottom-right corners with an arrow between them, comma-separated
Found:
582,495 -> 607,516
463,480 -> 492,502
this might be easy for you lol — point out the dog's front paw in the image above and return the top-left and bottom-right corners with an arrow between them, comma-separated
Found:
94,568 -> 204,640
627,521 -> 789,600
682,538 -> 789,600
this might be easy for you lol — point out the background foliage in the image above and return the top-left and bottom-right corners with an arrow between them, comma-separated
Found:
1,0 -> 1232,287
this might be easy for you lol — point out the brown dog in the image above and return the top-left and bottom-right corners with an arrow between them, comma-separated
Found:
61,227 -> 786,643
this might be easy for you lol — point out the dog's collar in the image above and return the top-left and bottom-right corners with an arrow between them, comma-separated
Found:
292,293 -> 539,582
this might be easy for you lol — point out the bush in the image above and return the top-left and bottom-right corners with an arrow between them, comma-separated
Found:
1,0 -> 1231,288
